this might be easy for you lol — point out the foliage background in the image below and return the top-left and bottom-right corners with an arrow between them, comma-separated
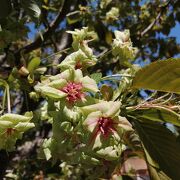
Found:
0,0 -> 179,179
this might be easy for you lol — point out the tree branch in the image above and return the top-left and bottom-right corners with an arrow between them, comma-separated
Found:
14,0 -> 71,66
140,0 -> 172,37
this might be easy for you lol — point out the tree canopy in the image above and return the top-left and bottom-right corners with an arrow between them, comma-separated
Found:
0,0 -> 180,179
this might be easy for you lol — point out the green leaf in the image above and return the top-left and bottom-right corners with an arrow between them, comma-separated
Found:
27,57 -> 41,73
90,73 -> 102,83
132,58 -> 180,93
134,120 -> 180,179
129,106 -> 180,127
41,138 -> 52,160
21,0 -> 41,21
0,79 -> 7,87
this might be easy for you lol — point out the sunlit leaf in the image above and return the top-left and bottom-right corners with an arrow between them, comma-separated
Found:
132,58 -> 180,93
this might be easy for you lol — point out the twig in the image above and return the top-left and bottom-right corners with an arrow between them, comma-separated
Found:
140,11 -> 162,37
97,49 -> 112,62
14,0 -> 71,66
41,47 -> 70,61
140,0 -> 172,37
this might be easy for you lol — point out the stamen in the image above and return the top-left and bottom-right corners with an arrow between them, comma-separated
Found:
61,82 -> 85,103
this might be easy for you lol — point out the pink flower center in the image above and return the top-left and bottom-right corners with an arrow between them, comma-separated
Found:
61,82 -> 84,103
98,117 -> 115,137
88,117 -> 117,145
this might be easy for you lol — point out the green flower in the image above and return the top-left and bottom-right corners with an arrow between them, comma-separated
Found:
58,49 -> 97,71
112,30 -> 138,61
35,69 -> 98,104
81,101 -> 132,160
106,7 -> 119,22
67,27 -> 98,60
0,112 -> 34,151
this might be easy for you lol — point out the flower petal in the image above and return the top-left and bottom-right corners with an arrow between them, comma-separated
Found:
115,116 -> 133,133
0,112 -> 33,124
96,145 -> 125,161
81,76 -> 99,93
83,111 -> 102,132
14,122 -> 35,131
104,101 -> 121,117
74,69 -> 83,82
80,101 -> 120,117
37,85 -> 67,99
47,79 -> 67,89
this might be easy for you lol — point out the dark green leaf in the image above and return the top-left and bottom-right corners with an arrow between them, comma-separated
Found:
134,120 -> 180,179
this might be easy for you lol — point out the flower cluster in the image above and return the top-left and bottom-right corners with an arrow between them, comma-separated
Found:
35,69 -> 98,104
35,27 -> 135,170
0,112 -> 34,151
81,101 -> 132,160
112,29 -> 138,62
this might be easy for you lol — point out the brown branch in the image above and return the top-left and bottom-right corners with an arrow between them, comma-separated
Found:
14,0 -> 71,66
140,0 -> 172,37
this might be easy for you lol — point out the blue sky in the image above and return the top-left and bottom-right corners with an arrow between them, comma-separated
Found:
169,22 -> 180,42
27,21 -> 180,43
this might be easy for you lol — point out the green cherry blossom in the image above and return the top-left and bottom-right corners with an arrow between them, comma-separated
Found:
81,101 -> 132,160
112,29 -> 138,61
35,69 -> 98,104
58,49 -> 97,71
0,112 -> 34,151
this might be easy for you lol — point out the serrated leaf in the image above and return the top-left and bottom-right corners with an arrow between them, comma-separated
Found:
134,120 -> 180,179
132,58 -> 180,93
